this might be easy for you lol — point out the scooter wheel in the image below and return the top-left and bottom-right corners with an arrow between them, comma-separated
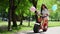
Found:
43,29 -> 47,32
33,24 -> 40,33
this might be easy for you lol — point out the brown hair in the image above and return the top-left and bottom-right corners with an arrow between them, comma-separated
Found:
41,4 -> 48,14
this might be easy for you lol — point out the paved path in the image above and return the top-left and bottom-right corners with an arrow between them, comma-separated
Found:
16,27 -> 60,34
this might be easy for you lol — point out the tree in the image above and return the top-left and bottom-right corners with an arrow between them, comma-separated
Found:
8,0 -> 13,31
29,0 -> 38,23
15,0 -> 32,25
8,0 -> 21,30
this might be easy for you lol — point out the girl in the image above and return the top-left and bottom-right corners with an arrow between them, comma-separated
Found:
39,4 -> 49,32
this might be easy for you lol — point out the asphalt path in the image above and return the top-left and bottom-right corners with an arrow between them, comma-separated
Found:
16,27 -> 60,34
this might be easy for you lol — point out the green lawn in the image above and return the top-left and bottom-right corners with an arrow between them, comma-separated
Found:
0,21 -> 60,34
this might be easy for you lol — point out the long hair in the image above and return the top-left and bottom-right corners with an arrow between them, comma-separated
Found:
41,4 -> 48,15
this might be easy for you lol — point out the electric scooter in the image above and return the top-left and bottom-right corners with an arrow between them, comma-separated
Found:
33,15 -> 48,33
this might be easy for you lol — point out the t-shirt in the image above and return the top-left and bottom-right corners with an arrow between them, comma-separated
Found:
42,9 -> 49,20
42,9 -> 49,16
36,9 -> 49,20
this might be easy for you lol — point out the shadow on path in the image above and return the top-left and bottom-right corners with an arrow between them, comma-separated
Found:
26,31 -> 45,34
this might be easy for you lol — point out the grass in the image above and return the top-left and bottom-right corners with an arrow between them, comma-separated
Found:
0,21 -> 60,34
48,21 -> 60,27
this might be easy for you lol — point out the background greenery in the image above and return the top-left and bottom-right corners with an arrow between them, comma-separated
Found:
0,0 -> 60,20
0,0 -> 60,34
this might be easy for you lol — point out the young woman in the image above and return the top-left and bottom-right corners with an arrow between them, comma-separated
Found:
39,4 -> 49,32
33,4 -> 49,32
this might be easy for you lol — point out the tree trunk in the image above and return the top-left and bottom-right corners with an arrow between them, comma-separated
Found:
20,13 -> 23,25
32,0 -> 38,23
28,11 -> 31,26
12,0 -> 17,27
8,9 -> 12,31
12,10 -> 17,27
28,16 -> 30,26
12,0 -> 21,27
8,0 -> 12,31
8,0 -> 17,29
32,0 -> 38,8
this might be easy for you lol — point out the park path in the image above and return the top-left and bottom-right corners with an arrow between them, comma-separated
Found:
16,27 -> 60,34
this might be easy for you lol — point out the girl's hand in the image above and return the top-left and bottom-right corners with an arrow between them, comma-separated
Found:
46,14 -> 48,16
45,14 -> 48,16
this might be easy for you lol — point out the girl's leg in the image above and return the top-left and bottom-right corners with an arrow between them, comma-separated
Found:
42,17 -> 48,30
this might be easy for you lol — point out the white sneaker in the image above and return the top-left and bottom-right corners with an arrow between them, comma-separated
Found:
39,29 -> 43,32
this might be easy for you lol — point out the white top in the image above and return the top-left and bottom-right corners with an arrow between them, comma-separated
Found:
37,9 -> 49,16
42,9 -> 49,20
37,9 -> 49,19
42,9 -> 49,16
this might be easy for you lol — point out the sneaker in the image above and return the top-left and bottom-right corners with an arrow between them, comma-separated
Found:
39,29 -> 43,32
